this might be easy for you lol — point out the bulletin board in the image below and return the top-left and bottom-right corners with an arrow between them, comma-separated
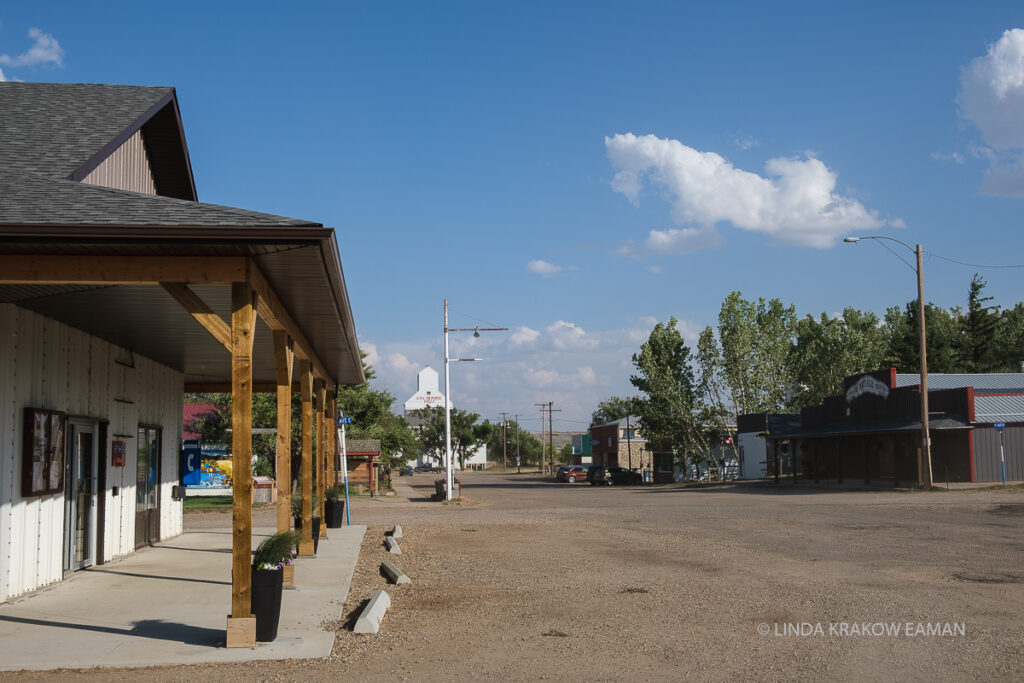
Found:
21,407 -> 66,497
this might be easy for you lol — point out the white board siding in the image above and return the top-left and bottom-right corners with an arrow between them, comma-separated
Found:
0,304 -> 183,601
81,129 -> 158,195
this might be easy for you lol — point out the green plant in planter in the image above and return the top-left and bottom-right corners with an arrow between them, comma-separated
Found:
325,485 -> 344,502
253,530 -> 301,570
290,493 -> 319,519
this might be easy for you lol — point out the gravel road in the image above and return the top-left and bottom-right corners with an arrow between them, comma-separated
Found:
16,472 -> 1024,681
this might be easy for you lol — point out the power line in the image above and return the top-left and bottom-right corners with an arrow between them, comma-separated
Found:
924,251 -> 1024,270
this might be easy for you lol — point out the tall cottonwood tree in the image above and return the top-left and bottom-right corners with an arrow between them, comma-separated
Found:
788,308 -> 888,407
630,317 -> 703,468
717,292 -> 796,414
590,395 -> 645,427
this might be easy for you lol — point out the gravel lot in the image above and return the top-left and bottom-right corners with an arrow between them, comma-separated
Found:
16,472 -> 1024,681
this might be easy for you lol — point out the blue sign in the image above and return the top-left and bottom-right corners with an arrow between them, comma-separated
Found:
337,416 -> 353,425
182,440 -> 202,485
994,422 -> 1006,430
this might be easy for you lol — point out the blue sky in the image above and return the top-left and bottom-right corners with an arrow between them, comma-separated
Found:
3,2 -> 1024,431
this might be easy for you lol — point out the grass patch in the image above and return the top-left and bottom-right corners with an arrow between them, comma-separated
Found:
462,528 -> 478,532
542,630 -> 568,637
622,586 -> 649,594
183,496 -> 269,512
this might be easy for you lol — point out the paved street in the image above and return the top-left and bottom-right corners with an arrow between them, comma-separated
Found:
8,472 -> 1024,681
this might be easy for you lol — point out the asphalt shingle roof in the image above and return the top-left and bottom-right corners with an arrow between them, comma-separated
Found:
0,82 -> 320,228
0,169 -> 318,227
0,82 -> 172,177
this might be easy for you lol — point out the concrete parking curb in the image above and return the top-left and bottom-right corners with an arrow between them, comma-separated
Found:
385,536 -> 402,554
390,524 -> 403,538
353,590 -> 391,634
381,561 -> 411,585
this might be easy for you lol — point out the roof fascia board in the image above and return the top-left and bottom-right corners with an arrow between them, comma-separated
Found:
0,224 -> 330,240
166,89 -> 198,200
319,230 -> 366,386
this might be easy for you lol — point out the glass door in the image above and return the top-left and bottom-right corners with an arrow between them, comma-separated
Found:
135,426 -> 161,548
64,422 -> 98,571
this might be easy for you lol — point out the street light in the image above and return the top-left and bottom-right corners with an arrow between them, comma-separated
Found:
844,235 -> 933,489
443,299 -> 507,500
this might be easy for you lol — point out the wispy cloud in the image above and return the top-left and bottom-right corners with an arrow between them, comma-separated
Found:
958,28 -> 1024,197
734,134 -> 760,151
606,133 -> 892,252
527,259 -> 573,276
0,27 -> 64,69
931,151 -> 965,164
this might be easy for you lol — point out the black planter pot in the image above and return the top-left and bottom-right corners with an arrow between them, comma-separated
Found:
325,500 -> 345,528
251,567 -> 284,642
293,516 -> 321,553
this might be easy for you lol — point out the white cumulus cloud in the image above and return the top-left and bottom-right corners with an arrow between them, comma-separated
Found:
527,259 -> 563,275
510,326 -> 540,346
606,133 -> 889,251
958,28 -> 1024,196
547,320 -> 598,350
0,27 -> 64,68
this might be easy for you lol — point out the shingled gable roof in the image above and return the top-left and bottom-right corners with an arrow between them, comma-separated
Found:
0,82 -> 197,200
0,82 -> 365,388
0,82 -> 322,228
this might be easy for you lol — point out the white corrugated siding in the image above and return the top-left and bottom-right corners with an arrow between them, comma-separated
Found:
0,304 -> 183,601
81,129 -> 158,195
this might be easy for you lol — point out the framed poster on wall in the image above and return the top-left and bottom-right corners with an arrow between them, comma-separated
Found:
22,407 -> 66,497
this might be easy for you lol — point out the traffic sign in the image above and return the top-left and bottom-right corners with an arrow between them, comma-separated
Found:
994,422 -> 1006,430
337,416 -> 353,425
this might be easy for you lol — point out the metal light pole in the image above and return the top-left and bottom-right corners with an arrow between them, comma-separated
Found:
844,236 -> 933,489
443,299 -> 507,500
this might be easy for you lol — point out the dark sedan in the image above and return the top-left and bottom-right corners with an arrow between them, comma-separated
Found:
591,466 -> 642,486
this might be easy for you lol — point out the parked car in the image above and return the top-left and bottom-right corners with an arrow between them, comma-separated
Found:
587,466 -> 604,485
591,466 -> 642,486
399,465 -> 414,476
555,465 -> 571,479
414,464 -> 433,473
557,465 -> 589,483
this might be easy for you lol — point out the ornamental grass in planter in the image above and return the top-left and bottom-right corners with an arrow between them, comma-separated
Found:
324,485 -> 346,528
251,530 -> 300,642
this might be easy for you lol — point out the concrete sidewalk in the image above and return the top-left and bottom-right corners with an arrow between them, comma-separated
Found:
0,524 -> 366,671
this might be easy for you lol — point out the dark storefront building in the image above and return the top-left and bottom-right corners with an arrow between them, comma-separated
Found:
758,369 -> 1024,486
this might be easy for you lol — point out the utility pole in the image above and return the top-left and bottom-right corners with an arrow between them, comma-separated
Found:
626,414 -> 633,471
548,401 -> 561,475
513,413 -> 521,473
499,411 -> 509,471
536,403 -> 547,474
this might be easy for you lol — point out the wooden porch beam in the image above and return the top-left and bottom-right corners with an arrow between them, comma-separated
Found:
184,381 -> 300,393
0,255 -> 249,285
160,283 -> 232,351
298,359 -> 315,557
227,281 -> 256,647
248,264 -> 334,390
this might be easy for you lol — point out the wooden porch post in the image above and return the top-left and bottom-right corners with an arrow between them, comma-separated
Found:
299,360 -> 315,556
226,282 -> 256,647
327,396 -> 337,488
273,331 -> 294,535
315,379 -> 327,539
